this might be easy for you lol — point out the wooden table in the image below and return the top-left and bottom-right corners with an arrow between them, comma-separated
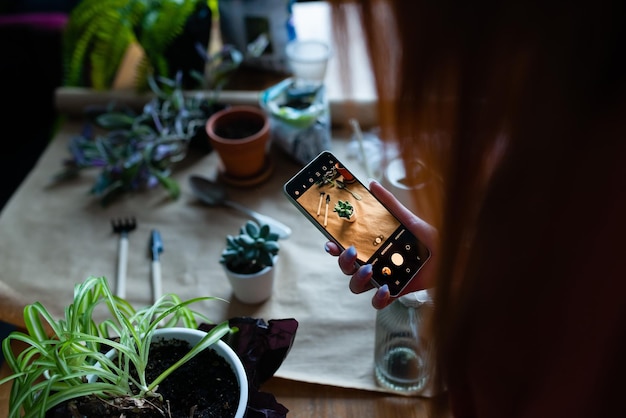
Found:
262,377 -> 449,418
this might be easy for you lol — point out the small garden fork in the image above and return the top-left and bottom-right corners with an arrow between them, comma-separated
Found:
111,217 -> 137,298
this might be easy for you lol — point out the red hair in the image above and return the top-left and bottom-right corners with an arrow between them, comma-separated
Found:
331,1 -> 626,416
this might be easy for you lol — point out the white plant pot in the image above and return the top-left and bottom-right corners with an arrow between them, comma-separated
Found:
152,328 -> 248,418
93,328 -> 248,418
223,257 -> 277,304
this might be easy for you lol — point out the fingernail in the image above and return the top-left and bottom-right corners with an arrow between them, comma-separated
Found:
324,243 -> 331,253
375,284 -> 389,300
367,178 -> 378,186
358,264 -> 373,278
345,245 -> 357,258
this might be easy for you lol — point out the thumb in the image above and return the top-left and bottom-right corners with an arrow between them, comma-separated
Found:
368,179 -> 438,251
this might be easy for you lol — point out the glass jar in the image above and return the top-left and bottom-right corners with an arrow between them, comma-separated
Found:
374,289 -> 438,396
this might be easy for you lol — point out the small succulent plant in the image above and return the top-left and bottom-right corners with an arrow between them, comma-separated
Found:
334,200 -> 355,220
220,221 -> 280,275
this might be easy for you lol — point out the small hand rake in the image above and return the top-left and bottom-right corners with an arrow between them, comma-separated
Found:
111,217 -> 137,298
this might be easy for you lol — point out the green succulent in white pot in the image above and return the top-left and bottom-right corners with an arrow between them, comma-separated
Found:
220,220 -> 280,304
334,199 -> 357,222
0,276 -> 248,418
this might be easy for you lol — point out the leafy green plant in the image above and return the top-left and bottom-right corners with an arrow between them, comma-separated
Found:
63,0 -> 215,91
220,221 -> 280,275
334,200 -> 355,220
0,276 -> 233,418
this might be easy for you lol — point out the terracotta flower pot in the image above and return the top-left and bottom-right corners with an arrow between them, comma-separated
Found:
206,105 -> 271,181
335,162 -> 355,183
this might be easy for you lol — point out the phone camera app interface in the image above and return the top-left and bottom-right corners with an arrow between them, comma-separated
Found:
287,152 -> 430,296
292,155 -> 401,263
369,229 -> 429,296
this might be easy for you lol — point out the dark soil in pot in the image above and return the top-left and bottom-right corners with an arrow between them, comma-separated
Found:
46,339 -> 241,418
214,120 -> 266,140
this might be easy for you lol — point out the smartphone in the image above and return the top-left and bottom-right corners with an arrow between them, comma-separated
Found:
283,151 -> 430,297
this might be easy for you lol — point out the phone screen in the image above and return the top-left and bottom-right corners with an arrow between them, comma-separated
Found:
283,151 -> 430,297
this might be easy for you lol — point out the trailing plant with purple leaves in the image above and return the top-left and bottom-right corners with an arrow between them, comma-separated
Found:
55,47 -> 243,206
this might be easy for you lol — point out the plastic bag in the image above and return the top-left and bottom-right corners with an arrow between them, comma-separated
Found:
260,78 -> 332,165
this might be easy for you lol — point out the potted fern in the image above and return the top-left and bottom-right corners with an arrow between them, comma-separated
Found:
220,220 -> 280,304
63,0 -> 216,91
0,276 -> 248,418
334,199 -> 357,222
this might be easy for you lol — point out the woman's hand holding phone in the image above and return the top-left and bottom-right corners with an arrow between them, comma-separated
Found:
284,151 -> 433,306
325,180 -> 438,309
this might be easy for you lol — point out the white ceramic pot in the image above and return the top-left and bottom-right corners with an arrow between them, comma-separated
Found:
152,328 -> 248,418
223,257 -> 277,304
94,328 -> 248,418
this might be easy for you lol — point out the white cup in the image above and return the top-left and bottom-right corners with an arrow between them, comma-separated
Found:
285,40 -> 331,87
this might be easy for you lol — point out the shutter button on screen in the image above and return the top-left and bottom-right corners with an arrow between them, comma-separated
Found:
391,253 -> 404,266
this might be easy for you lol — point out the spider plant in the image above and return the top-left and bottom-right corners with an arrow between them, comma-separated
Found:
0,276 -> 234,418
